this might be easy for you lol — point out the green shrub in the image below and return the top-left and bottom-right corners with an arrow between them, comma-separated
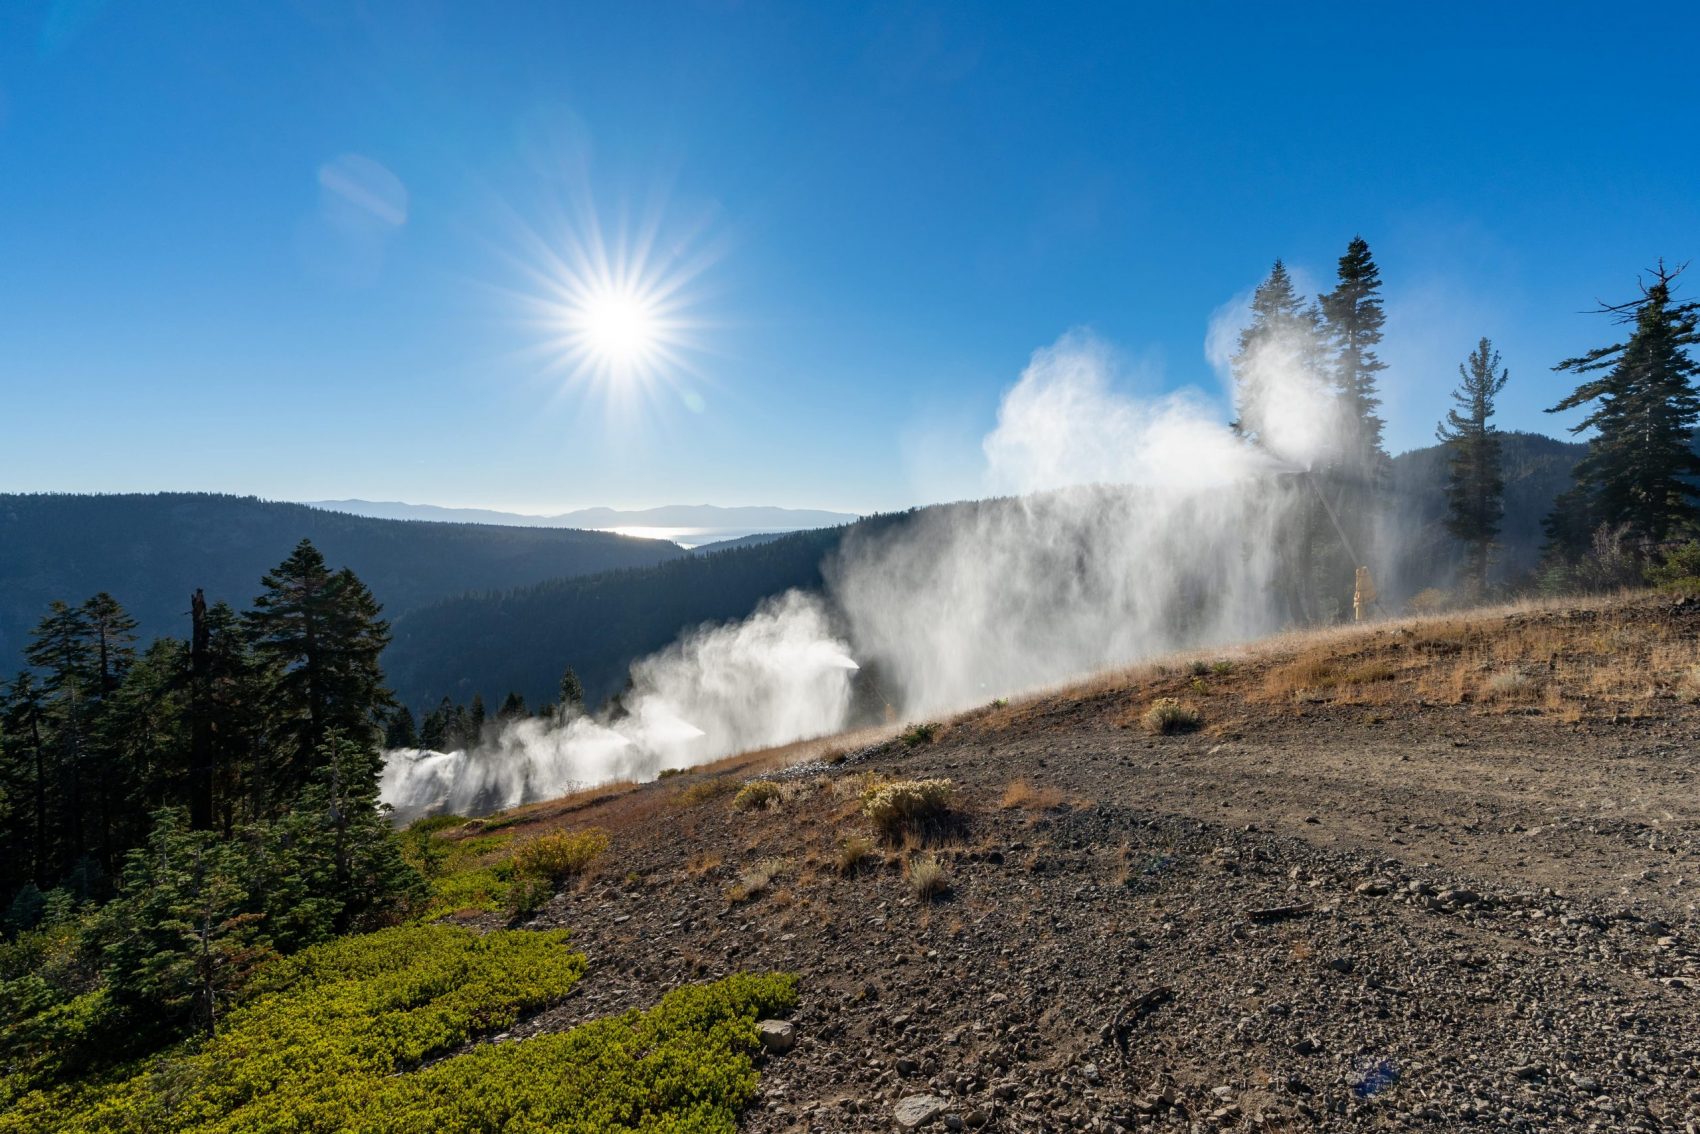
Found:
862,778 -> 954,838
1649,540 -> 1700,594
0,925 -> 588,1132
511,829 -> 610,883
1142,697 -> 1201,735
2,929 -> 796,1134
732,780 -> 783,812
899,722 -> 939,746
508,829 -> 610,917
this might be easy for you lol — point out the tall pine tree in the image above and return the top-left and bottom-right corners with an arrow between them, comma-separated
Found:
1437,337 -> 1510,596
1315,236 -> 1391,615
244,540 -> 391,804
1320,236 -> 1390,477
1546,262 -> 1700,550
1231,259 -> 1326,450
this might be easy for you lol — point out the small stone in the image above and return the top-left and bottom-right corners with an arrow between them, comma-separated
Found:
1325,957 -> 1356,975
756,1019 -> 795,1055
894,1094 -> 950,1129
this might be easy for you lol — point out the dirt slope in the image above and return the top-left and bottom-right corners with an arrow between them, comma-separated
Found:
461,595 -> 1700,1132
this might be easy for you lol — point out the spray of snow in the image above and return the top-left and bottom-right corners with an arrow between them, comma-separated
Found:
381,312 -> 1348,819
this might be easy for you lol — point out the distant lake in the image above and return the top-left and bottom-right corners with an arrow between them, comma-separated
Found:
597,526 -> 787,549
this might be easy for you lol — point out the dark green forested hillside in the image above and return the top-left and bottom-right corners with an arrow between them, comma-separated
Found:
0,494 -> 683,673
1386,431 -> 1587,592
384,523 -> 873,711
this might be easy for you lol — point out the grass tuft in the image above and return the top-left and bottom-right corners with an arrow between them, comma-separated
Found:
905,854 -> 950,901
1142,697 -> 1202,735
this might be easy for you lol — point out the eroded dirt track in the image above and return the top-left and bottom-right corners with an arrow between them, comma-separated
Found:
484,596 -> 1700,1131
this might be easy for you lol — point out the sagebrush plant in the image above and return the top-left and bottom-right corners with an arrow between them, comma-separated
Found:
1142,697 -> 1201,735
906,854 -> 950,900
732,780 -> 783,812
862,778 -> 954,839
726,857 -> 789,904
0,924 -> 797,1134
835,835 -> 878,876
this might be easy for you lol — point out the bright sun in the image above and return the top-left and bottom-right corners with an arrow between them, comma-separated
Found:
572,290 -> 662,369
509,194 -> 716,418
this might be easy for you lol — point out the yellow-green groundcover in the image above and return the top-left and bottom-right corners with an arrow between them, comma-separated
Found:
2,925 -> 796,1133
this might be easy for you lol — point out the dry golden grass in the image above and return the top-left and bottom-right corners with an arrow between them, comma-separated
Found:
835,834 -> 878,876
684,850 -> 722,878
726,856 -> 789,904
999,779 -> 1067,811
1141,697 -> 1202,734
905,853 -> 950,900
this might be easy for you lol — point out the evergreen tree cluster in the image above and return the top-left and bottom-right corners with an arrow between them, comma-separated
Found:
1232,244 -> 1700,606
0,540 -> 424,1054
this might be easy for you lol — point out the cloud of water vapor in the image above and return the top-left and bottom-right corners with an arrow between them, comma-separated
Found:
382,313 -> 1339,818
380,591 -> 856,820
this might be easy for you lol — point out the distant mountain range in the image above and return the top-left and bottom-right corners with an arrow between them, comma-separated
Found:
305,500 -> 858,543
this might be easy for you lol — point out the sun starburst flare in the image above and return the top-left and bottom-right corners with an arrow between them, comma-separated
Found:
505,191 -> 721,421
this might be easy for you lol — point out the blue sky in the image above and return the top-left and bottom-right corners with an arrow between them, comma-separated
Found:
2,2 -> 1697,514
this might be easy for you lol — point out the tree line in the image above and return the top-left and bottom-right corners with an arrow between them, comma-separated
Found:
0,540 -> 423,1065
1231,242 -> 1700,612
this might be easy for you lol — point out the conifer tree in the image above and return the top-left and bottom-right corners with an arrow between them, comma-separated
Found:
1320,236 -> 1390,476
1315,236 -> 1391,615
558,667 -> 585,720
1437,338 -> 1510,596
79,593 -> 137,698
100,811 -> 269,1038
245,541 -> 391,800
1231,259 -> 1326,449
383,705 -> 420,749
1546,262 -> 1700,549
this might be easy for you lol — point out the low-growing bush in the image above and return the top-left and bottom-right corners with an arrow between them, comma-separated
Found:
1480,669 -> 1536,701
732,780 -> 783,812
511,829 -> 610,883
674,777 -> 739,807
726,858 -> 789,904
0,925 -> 797,1134
899,722 -> 939,746
835,835 -> 878,876
906,854 -> 950,900
1142,697 -> 1201,735
862,778 -> 954,839
508,829 -> 610,916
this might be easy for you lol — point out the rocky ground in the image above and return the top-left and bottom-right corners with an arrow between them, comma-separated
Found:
470,595 -> 1700,1131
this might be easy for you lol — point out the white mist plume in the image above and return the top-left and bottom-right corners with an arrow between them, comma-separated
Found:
381,314 -> 1340,818
381,591 -> 856,820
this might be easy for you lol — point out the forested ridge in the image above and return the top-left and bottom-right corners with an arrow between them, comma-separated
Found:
0,492 -> 683,674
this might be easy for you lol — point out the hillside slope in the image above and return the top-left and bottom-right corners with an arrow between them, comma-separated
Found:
0,493 -> 683,668
384,434 -> 1585,714
451,593 -> 1700,1131
385,523 -> 867,709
